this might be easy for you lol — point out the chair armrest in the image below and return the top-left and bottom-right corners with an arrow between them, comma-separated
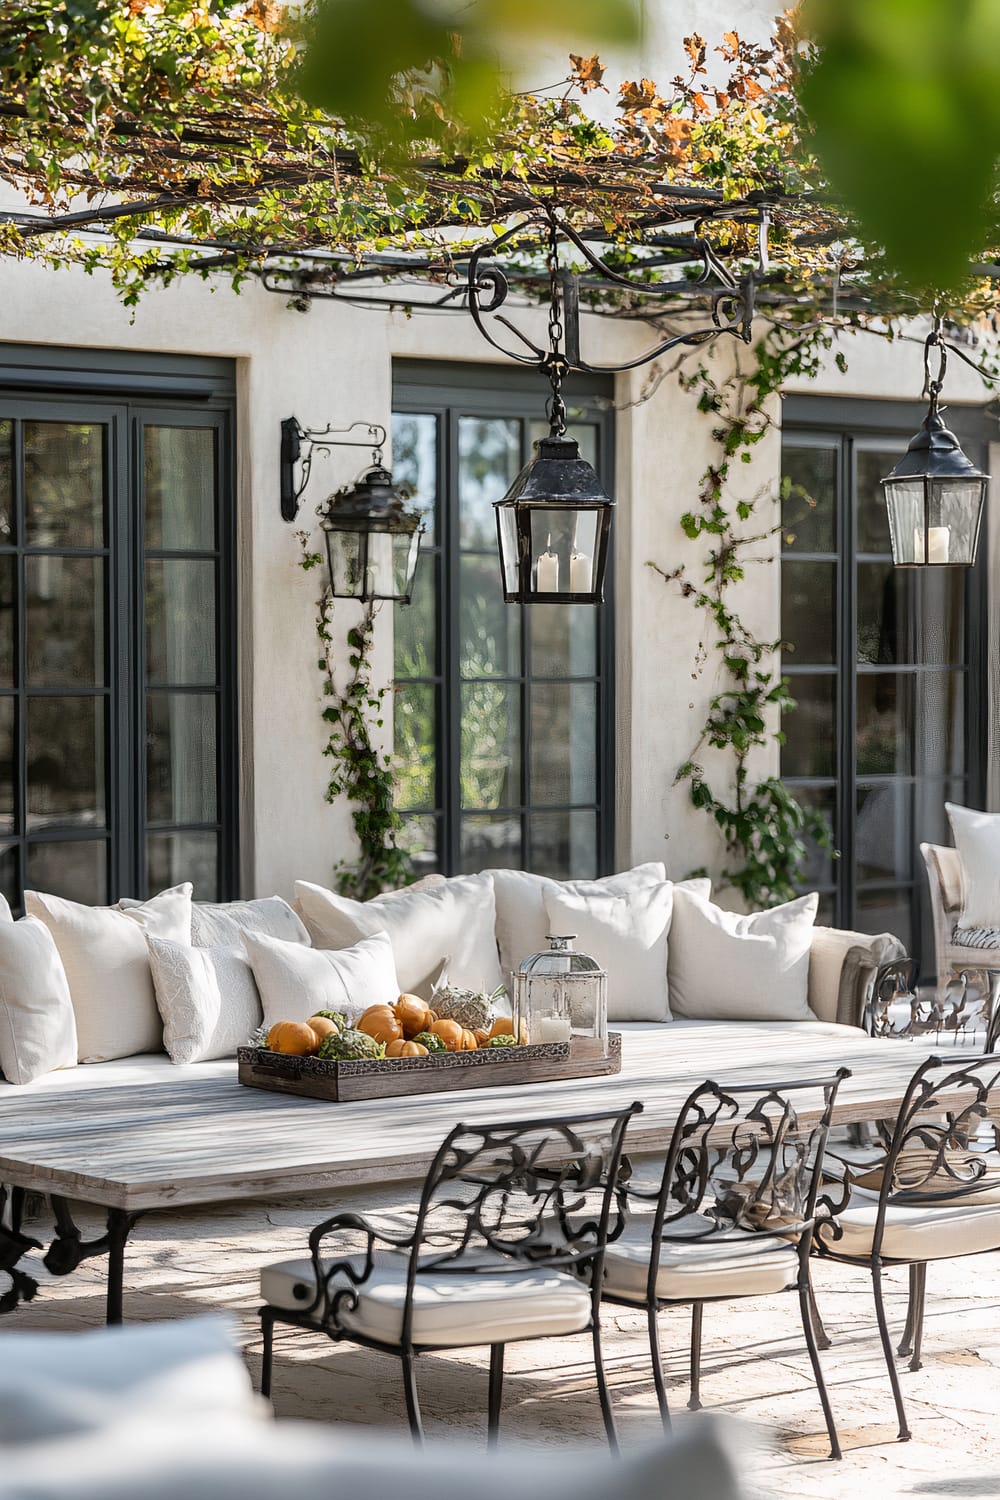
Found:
808,927 -> 907,1027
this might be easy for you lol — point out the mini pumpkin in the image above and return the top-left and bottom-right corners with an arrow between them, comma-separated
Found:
394,994 -> 434,1038
266,1020 -> 318,1056
428,1018 -> 463,1052
385,1038 -> 429,1058
307,1015 -> 341,1044
357,1006 -> 403,1046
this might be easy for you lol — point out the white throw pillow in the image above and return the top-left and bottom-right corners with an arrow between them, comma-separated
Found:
669,889 -> 819,1021
294,875 -> 502,1000
488,865 -> 701,980
147,937 -> 262,1064
0,916 -> 77,1085
190,897 -> 310,949
946,802 -> 1000,928
245,930 -> 400,1029
543,883 -> 676,1022
0,1316 -> 259,1444
0,892 -> 12,921
25,885 -> 193,1063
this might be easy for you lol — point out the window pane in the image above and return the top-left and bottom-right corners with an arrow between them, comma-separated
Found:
856,674 -> 911,776
394,550 -> 436,678
782,444 -> 836,553
392,413 -> 437,546
394,681 -> 436,811
856,783 -> 912,883
0,419 -> 12,541
460,812 -> 520,873
856,886 -> 912,952
786,782 -> 836,887
146,559 -> 216,686
459,553 -> 519,677
0,844 -> 16,910
917,671 -> 965,777
26,556 -> 104,687
27,839 -> 106,904
781,674 -> 836,778
147,830 -> 218,900
529,603 -> 596,678
0,698 -> 13,834
856,448 -> 903,553
458,417 -> 519,549
398,814 -> 439,876
781,560 -> 836,665
529,682 -> 596,804
144,427 -> 216,551
24,422 -> 104,548
27,696 -> 105,829
461,681 -> 520,809
146,693 -> 217,823
529,419 -> 598,467
0,555 -> 14,687
858,562 -> 965,664
530,810 -> 598,879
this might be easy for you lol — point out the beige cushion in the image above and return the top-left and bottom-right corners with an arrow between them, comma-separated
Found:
807,926 -> 905,1027
0,893 -> 12,922
487,864 -> 683,980
602,1214 -> 799,1303
669,890 -> 818,1022
25,885 -> 193,1063
0,916 -> 77,1085
260,1250 -> 592,1347
818,1195 -> 1000,1260
294,875 -> 502,1000
190,898 -> 310,949
543,883 -> 675,1023
147,938 -> 262,1064
946,803 -> 1000,927
245,929 -> 400,1028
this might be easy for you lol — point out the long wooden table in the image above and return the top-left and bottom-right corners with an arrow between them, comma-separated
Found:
0,1020 -> 977,1322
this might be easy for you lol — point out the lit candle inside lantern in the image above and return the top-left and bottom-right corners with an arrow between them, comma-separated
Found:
535,536 -> 560,593
913,525 -> 950,564
535,1016 -> 572,1043
569,549 -> 592,593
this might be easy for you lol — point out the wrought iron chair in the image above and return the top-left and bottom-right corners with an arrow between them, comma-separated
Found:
814,1052 -> 1000,1442
258,1101 -> 641,1448
599,1070 -> 850,1459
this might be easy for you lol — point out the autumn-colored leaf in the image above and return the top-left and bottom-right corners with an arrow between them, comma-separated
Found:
743,76 -> 764,101
683,34 -> 706,71
691,91 -> 710,115
245,0 -> 283,32
714,89 -> 730,109
719,31 -> 740,61
569,53 -> 606,93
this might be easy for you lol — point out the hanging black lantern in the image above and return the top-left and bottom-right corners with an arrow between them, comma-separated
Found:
882,323 -> 989,567
321,464 -> 422,604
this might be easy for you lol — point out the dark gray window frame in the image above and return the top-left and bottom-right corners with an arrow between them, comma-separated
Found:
0,343 -> 239,906
392,359 -> 616,878
781,392 -> 989,966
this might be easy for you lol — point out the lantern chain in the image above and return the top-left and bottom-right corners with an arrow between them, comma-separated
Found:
544,216 -> 568,438
923,315 -> 947,417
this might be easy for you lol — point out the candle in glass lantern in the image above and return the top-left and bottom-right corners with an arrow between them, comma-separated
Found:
535,536 -> 560,593
569,549 -> 591,593
913,525 -> 950,564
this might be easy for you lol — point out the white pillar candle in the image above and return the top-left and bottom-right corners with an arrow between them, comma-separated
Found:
913,525 -> 950,564
534,1016 -> 572,1043
569,549 -> 591,593
535,548 -> 560,593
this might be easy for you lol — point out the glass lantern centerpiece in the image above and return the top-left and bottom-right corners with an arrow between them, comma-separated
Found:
513,935 -> 608,1057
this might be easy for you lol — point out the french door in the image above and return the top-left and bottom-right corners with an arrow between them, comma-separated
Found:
0,386 -> 237,909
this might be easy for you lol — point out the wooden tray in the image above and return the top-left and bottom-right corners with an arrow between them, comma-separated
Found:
237,1033 -> 622,1102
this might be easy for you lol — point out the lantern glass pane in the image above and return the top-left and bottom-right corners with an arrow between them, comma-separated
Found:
528,506 -> 600,596
392,529 -> 420,600
883,478 -> 927,564
325,528 -> 366,597
929,476 -> 987,565
496,504 -> 520,596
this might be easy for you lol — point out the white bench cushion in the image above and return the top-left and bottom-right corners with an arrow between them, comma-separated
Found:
602,1214 -> 799,1303
261,1250 -> 593,1347
818,1196 -> 1000,1260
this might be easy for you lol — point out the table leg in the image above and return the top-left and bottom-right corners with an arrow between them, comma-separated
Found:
44,1197 -> 141,1324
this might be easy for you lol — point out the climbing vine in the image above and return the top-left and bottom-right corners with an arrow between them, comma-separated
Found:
650,324 -> 843,908
298,536 -> 413,900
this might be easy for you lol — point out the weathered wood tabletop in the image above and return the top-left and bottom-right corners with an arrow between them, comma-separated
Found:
0,1021 -> 967,1214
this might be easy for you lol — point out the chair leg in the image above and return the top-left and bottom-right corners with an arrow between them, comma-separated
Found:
591,1321 -> 619,1455
897,1263 -> 919,1358
487,1344 -> 504,1449
909,1263 -> 927,1373
646,1303 -> 672,1430
797,1283 -> 842,1460
871,1264 -> 911,1442
401,1353 -> 424,1446
806,1267 -> 832,1351
688,1302 -> 703,1411
260,1310 -> 275,1400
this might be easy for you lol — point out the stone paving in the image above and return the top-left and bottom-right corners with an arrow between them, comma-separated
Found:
8,1163 -> 1000,1500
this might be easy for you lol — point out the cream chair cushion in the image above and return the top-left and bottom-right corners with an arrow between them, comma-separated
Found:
602,1214 -> 799,1303
261,1250 -> 592,1347
946,803 -> 1000,928
818,1195 -> 1000,1260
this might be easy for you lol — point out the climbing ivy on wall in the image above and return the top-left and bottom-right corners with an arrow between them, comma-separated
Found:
298,536 -> 413,900
650,325 -> 842,908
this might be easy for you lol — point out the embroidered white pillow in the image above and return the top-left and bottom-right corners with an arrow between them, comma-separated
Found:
189,897 -> 310,949
668,889 -> 818,1021
245,930 -> 400,1029
543,883 -> 676,1022
25,885 -> 193,1063
0,917 -> 78,1085
294,874 -> 502,1000
147,937 -> 262,1064
946,802 -> 1000,928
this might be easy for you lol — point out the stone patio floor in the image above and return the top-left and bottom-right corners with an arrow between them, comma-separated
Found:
9,1166 -> 1000,1500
